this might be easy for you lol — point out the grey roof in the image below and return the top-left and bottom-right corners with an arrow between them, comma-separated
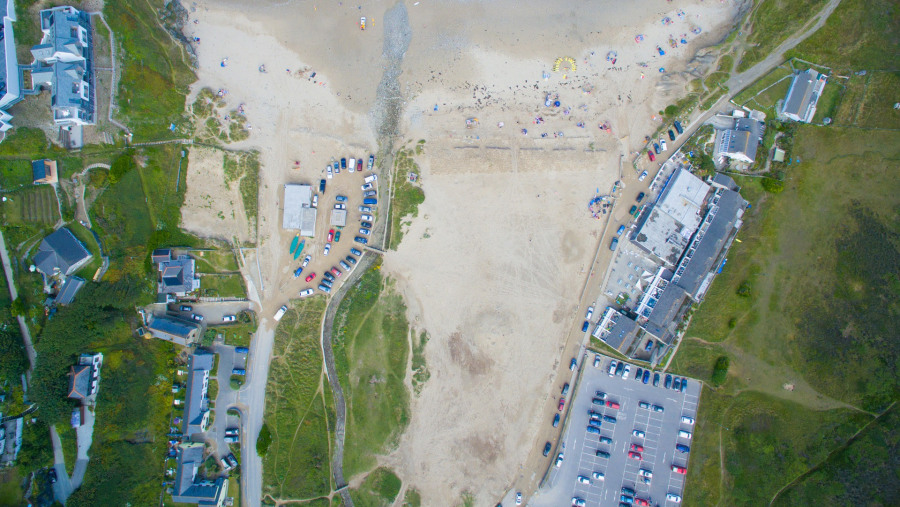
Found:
51,60 -> 94,124
158,256 -> 199,295
183,351 -> 214,436
33,227 -> 92,276
56,276 -> 85,305
711,173 -> 739,192
33,7 -> 95,126
644,286 -> 689,344
603,315 -> 638,351
67,364 -> 91,399
147,316 -> 200,346
783,69 -> 818,120
39,7 -> 91,61
152,248 -> 172,263
172,444 -> 227,505
672,190 -> 747,298
282,184 -> 317,236
632,207 -> 693,267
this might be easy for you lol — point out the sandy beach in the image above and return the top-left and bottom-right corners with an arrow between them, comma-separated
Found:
180,0 -> 744,504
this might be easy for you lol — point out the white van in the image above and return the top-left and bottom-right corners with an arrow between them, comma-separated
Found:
274,305 -> 288,321
349,158 -> 357,172
678,430 -> 692,440
364,174 -> 378,184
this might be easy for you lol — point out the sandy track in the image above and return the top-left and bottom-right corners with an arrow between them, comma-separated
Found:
181,146 -> 253,243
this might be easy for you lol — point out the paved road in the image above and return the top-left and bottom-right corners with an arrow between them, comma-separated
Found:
0,228 -> 36,372
237,317 -> 274,507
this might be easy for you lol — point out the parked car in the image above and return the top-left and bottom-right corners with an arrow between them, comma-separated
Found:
638,170 -> 648,181
592,471 -> 604,480
595,391 -> 607,400
577,475 -> 591,485
638,468 -> 653,479
350,248 -> 363,256
192,314 -> 203,322
587,425 -> 601,435
348,158 -> 357,172
645,340 -> 654,351
543,442 -> 552,456
628,451 -> 642,460
592,397 -> 605,406
586,306 -> 594,320
581,321 -> 589,332
358,228 -> 371,236
621,494 -> 634,504
673,120 -> 684,134
630,443 -> 644,452
671,465 -> 687,474
312,194 -> 318,208
331,267 -> 342,277
363,190 -> 377,197
335,195 -> 348,203
668,129 -> 677,141
363,198 -> 378,205
318,284 -> 331,294
515,492 -> 522,506
344,255 -> 357,265
673,377 -> 682,390
635,367 -> 643,380
301,255 -> 311,268
232,368 -> 246,375
608,359 -> 618,376
636,192 -> 645,203
319,179 -> 326,192
642,370 -> 650,384
660,140 -> 667,152
334,230 -> 342,242
653,143 -> 661,154
678,430 -> 693,440
562,383 -> 570,396
681,378 -> 688,393
634,498 -> 650,507
639,401 -> 650,409
682,416 -> 695,425
180,305 -> 192,312
274,305 -> 288,321
323,243 -> 331,255
653,372 -> 661,386
327,229 -> 335,242
339,260 -> 351,271
361,183 -> 374,191
648,150 -> 656,162
606,400 -> 620,409
599,436 -> 613,445
555,452 -> 564,467
629,204 -> 638,215
320,279 -> 333,288
355,236 -> 368,245
610,237 -> 619,251
48,468 -> 57,484
622,487 -> 636,496
615,362 -> 625,376
617,225 -> 626,235
665,374 -> 673,389
622,364 -> 631,380
235,347 -> 249,354
593,355 -> 601,368
572,498 -> 586,507
633,429 -> 646,438
652,405 -> 664,413
359,205 -> 372,213
667,493 -> 682,503
364,171 -> 377,183
552,413 -> 560,427
299,288 -> 314,297
570,358 -> 577,370
223,315 -> 236,323
305,273 -> 316,283
334,203 -> 346,210
360,221 -> 373,229
558,398 -> 565,411
676,443 -> 691,453
596,450 -> 610,459
602,415 -> 617,424
340,158 -> 347,169
323,271 -> 335,282
360,214 -> 374,221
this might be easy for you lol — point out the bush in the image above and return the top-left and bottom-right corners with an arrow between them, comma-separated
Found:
712,355 -> 730,386
256,422 -> 272,457
108,152 -> 136,185
762,177 -> 785,193
737,281 -> 752,298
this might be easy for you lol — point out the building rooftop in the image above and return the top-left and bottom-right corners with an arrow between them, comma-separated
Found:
172,443 -> 228,505
147,315 -> 200,346
0,0 -> 23,133
33,227 -> 92,277
603,314 -> 638,351
183,351 -> 214,436
782,69 -> 820,122
283,184 -> 317,236
67,364 -> 91,400
158,255 -> 199,295
656,168 -> 709,228
56,276 -> 85,305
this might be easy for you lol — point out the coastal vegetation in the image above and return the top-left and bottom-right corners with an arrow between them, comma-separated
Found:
386,146 -> 425,250
351,467 -> 403,507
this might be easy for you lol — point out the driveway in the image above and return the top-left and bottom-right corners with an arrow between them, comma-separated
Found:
211,342 -> 243,459
167,301 -> 251,326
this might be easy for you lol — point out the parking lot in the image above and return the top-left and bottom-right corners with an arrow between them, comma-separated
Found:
532,353 -> 700,507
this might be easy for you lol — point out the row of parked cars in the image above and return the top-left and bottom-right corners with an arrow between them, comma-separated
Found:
646,120 -> 684,162
606,359 -> 690,393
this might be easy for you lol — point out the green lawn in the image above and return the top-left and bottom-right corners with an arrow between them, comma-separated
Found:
191,249 -> 240,273
69,222 -> 103,280
351,467 -> 402,507
333,265 -> 412,477
738,0 -> 829,72
199,274 -> 246,298
0,185 -> 58,225
854,71 -> 900,130
261,296 -> 332,499
786,0 -> 900,72
0,159 -> 36,189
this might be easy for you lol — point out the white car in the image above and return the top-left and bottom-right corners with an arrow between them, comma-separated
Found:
349,158 -> 356,172
299,288 -> 314,297
678,430 -> 692,440
326,165 -> 333,179
361,183 -> 374,191
576,475 -> 591,485
358,228 -> 371,236
555,452 -> 564,468
301,255 -> 311,268
660,140 -> 667,151
360,214 -> 374,221
359,205 -> 372,212
334,203 -> 346,210
608,359 -> 618,376
681,416 -> 695,425
633,429 -> 646,438
585,306 -> 594,320
222,315 -> 236,322
364,174 -> 378,183
572,498 -> 586,507
323,244 -> 331,256
515,492 -> 522,505
591,471 -> 604,480
638,468 -> 653,479
638,170 -> 648,181
622,364 -> 631,380
666,493 -> 682,503
593,355 -> 601,368
312,195 -> 318,208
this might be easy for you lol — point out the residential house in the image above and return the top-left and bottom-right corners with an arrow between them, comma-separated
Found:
781,68 -> 827,123
55,275 -> 85,305
155,251 -> 200,297
714,116 -> 766,165
0,0 -> 23,135
182,350 -> 214,437
171,443 -> 228,506
66,352 -> 102,401
147,315 -> 201,346
31,159 -> 58,184
33,227 -> 93,277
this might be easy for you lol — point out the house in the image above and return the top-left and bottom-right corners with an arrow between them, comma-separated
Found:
781,69 -> 827,123
282,184 -> 317,237
33,227 -> 93,277
171,443 -> 228,506
182,351 -> 214,437
714,116 -> 765,165
592,307 -> 640,352
55,275 -> 85,305
31,159 -> 58,184
0,417 -> 23,466
156,253 -> 200,296
0,0 -> 23,136
147,315 -> 201,346
66,352 -> 102,401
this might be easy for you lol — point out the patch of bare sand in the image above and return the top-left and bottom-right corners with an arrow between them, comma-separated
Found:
181,146 -> 252,243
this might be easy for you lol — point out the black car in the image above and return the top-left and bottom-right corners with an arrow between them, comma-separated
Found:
673,377 -> 682,390
543,442 -> 552,456
615,362 -> 625,376
360,221 -> 373,229
562,383 -> 570,396
622,486 -> 636,496
596,450 -> 611,459
344,255 -> 357,265
340,157 -> 347,169
635,367 -> 643,380
674,120 -> 684,134
629,205 -> 638,215
355,236 -> 368,245
48,468 -> 57,483
553,414 -> 560,428
319,179 -> 326,192
636,192 -> 645,203
665,374 -> 673,389
681,378 -> 688,393
668,129 -> 677,141
653,372 -> 661,387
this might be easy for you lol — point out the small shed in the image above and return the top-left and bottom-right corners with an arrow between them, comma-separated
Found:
773,148 -> 786,163
330,209 -> 347,227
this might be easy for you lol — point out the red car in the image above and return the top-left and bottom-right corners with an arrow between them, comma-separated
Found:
305,273 -> 316,283
634,499 -> 650,507
648,151 -> 656,162
327,229 -> 335,242
671,465 -> 687,474
331,267 -> 342,277
606,401 -> 620,409
630,443 -> 644,452
558,398 -> 565,411
628,451 -> 642,460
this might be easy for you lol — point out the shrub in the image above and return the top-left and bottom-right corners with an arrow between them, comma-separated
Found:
712,355 -> 730,386
256,423 -> 272,456
762,177 -> 785,193
737,281 -> 752,298
108,152 -> 136,184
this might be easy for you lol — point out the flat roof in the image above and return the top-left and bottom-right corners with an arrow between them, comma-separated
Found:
656,168 -> 709,230
282,184 -> 316,236
632,207 -> 693,267
603,314 -> 638,351
330,209 -> 347,227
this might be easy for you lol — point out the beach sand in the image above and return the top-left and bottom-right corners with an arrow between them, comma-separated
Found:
182,0 -> 743,504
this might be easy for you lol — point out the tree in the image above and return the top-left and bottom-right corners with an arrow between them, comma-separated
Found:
712,355 -> 730,386
256,422 -> 272,456
9,296 -> 25,317
762,177 -> 785,193
664,104 -> 679,117
108,152 -> 136,185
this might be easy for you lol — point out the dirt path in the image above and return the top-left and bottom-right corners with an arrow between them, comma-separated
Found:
0,229 -> 35,375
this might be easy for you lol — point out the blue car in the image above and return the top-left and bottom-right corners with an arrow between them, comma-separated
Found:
617,225 -> 625,235
653,143 -> 661,154
642,370 -> 650,384
602,415 -> 617,424
235,347 -> 249,354
676,443 -> 691,453
681,378 -> 688,392
293,266 -> 304,277
581,321 -> 590,332
319,179 -> 326,192
340,158 -> 347,169
335,195 -> 348,202
354,236 -> 368,245
674,120 -> 684,134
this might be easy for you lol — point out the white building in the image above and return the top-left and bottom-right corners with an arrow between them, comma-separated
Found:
781,68 -> 827,123
0,0 -> 23,135
283,184 -> 317,237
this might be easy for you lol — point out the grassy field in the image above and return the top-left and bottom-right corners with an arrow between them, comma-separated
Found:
191,248 -> 240,273
221,151 -> 260,233
199,274 -> 246,298
786,0 -> 900,72
333,265 -> 411,477
0,159 -> 36,189
387,146 -> 425,250
678,125 -> 899,503
0,185 -> 58,225
69,222 -> 103,279
350,467 -> 402,507
261,296 -> 333,500
738,0 -> 829,72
